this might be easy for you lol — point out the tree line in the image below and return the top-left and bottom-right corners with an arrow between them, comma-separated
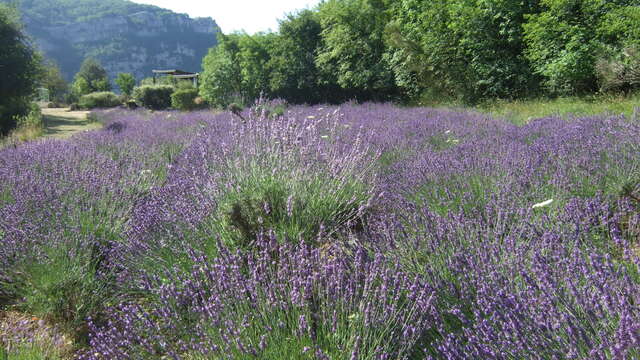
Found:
199,0 -> 640,107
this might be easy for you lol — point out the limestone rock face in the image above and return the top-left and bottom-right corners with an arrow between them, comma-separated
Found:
16,0 -> 220,83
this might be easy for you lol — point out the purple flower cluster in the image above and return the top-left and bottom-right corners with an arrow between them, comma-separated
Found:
81,234 -> 438,359
0,102 -> 638,358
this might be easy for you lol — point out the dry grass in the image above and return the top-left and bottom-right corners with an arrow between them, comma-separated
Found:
0,107 -> 102,149
0,125 -> 44,149
0,311 -> 74,359
42,108 -> 101,139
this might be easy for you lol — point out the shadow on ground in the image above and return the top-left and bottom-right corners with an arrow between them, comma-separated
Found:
42,109 -> 101,138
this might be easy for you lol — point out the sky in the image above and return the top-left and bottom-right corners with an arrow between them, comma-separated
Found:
131,0 -> 322,34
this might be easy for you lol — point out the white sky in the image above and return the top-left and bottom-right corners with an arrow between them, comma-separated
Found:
131,0 -> 322,34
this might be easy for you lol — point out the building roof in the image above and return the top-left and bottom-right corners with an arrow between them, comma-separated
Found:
172,73 -> 199,79
152,69 -> 197,76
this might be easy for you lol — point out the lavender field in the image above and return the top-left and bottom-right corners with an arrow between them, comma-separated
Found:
0,102 -> 639,359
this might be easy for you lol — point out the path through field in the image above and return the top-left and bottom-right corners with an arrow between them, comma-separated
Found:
42,108 -> 102,138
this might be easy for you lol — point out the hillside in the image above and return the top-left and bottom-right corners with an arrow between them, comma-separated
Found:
4,0 -> 220,81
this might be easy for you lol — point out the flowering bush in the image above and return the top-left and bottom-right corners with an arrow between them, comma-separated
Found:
0,101 -> 638,358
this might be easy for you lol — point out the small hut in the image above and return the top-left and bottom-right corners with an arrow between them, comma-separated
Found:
152,69 -> 199,87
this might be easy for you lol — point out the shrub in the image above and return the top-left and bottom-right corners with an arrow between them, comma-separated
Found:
4,102 -> 45,142
132,85 -> 174,110
78,92 -> 121,109
596,47 -> 640,93
206,102 -> 377,248
2,241 -> 112,341
115,73 -> 136,97
170,88 -> 200,111
47,102 -> 62,108
251,98 -> 287,119
0,97 -> 31,136
16,103 -> 43,129
71,58 -> 111,99
214,165 -> 371,248
0,4 -> 41,136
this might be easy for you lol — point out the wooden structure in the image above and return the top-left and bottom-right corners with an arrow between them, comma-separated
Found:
152,69 -> 199,87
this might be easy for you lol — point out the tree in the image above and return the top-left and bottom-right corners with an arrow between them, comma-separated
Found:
41,60 -> 68,102
200,33 -> 244,108
595,4 -> 640,92
0,4 -> 41,135
115,73 -> 136,96
267,10 -> 326,103
316,0 -> 398,101
71,57 -> 111,99
522,0 -> 640,95
237,32 -> 276,102
200,32 -> 275,108
385,0 -> 540,103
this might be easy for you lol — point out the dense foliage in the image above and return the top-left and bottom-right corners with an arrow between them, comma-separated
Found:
0,102 -> 638,358
201,0 -> 640,105
78,91 -> 121,109
40,60 -> 69,103
170,87 -> 200,111
0,4 -> 41,135
115,73 -> 136,97
71,58 -> 111,102
132,84 -> 174,110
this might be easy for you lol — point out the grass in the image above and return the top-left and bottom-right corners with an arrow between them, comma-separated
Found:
480,93 -> 640,125
41,108 -> 100,139
0,106 -> 45,148
0,344 -> 63,360
5,239 -> 111,343
0,106 -> 100,148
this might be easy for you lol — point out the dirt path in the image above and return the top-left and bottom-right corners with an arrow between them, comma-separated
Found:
42,108 -> 102,138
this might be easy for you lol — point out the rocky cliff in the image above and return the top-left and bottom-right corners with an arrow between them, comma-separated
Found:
7,0 -> 220,82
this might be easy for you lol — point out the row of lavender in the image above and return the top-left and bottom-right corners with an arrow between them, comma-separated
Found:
1,102 -> 639,359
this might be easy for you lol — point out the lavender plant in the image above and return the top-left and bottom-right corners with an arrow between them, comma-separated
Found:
81,234 -> 440,360
0,102 -> 638,358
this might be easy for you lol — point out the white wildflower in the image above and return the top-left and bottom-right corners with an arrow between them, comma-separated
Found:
532,199 -> 554,209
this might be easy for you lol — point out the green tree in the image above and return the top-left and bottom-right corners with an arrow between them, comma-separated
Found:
0,4 -> 42,135
41,60 -> 68,102
595,4 -> 640,92
200,33 -> 244,107
71,57 -> 111,99
237,32 -> 277,102
386,0 -> 540,103
267,10 -> 326,103
523,0 -> 639,95
115,73 -> 136,96
200,32 -> 275,108
316,0 -> 397,101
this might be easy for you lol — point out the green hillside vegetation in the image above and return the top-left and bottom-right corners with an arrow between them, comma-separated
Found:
2,0 -> 218,82
16,0 -> 171,25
